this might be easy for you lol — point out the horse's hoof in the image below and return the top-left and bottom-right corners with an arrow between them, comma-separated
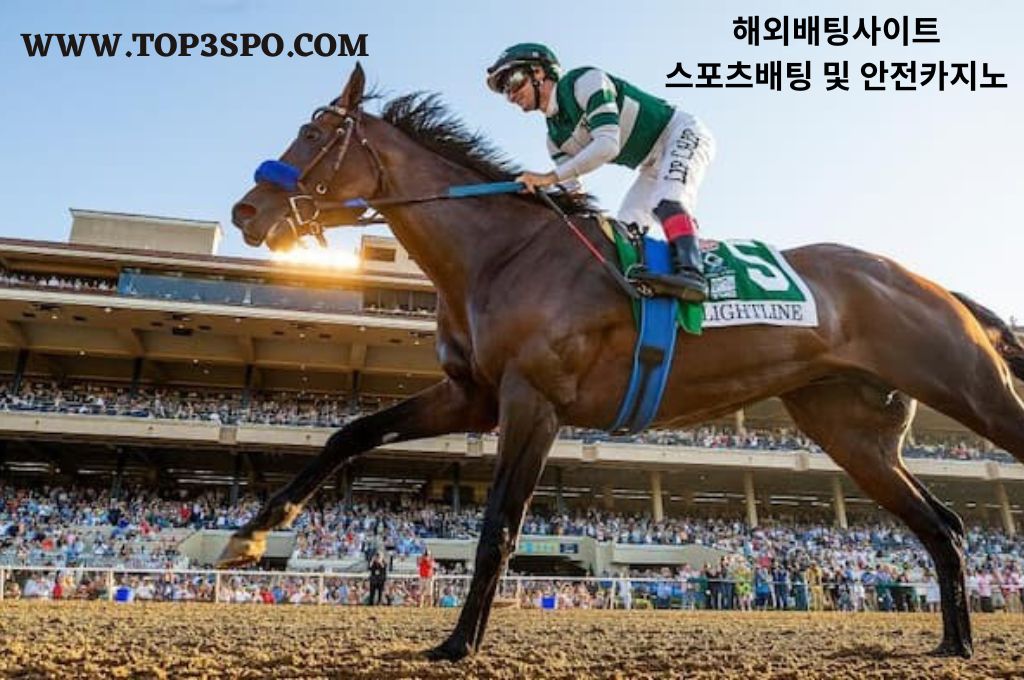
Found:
425,636 -> 472,662
215,533 -> 266,569
929,641 -> 972,659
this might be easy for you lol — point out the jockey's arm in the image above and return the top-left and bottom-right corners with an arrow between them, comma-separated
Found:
543,138 -> 584,193
554,68 -> 623,181
553,125 -> 619,181
521,69 -> 622,193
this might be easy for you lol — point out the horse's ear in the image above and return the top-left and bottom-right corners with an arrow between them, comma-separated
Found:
339,63 -> 366,111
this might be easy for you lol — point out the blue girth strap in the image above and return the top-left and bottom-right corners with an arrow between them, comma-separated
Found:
609,237 -> 680,434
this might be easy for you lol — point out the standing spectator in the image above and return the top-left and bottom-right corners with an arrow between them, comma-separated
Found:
617,572 -> 633,610
732,562 -> 753,612
924,571 -> 941,613
807,563 -> 825,611
862,568 -> 879,612
791,565 -> 809,611
851,573 -> 866,612
438,586 -> 459,608
705,563 -> 721,610
368,553 -> 387,606
693,567 -> 708,610
719,557 -> 736,610
991,571 -> 1007,613
655,577 -> 673,609
1004,569 -> 1022,613
417,548 -> 435,608
754,566 -> 773,610
966,571 -> 981,612
772,562 -> 790,610
875,568 -> 894,612
978,569 -> 994,613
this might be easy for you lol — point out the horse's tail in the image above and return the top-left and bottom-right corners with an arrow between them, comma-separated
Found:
952,291 -> 1024,381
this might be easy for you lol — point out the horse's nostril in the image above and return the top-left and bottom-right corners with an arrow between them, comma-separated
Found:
232,202 -> 258,227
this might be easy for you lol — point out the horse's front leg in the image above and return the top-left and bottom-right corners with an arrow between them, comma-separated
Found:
217,379 -> 495,567
428,369 -> 558,661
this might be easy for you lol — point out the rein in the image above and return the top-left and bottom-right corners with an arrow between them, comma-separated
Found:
338,180 -> 525,210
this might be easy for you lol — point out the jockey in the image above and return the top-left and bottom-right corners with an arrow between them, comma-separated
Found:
486,43 -> 715,302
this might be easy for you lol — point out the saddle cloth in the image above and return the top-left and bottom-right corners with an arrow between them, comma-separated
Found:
602,218 -> 819,332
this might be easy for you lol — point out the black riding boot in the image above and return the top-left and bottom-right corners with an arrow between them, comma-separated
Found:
632,234 -> 708,302
667,234 -> 708,302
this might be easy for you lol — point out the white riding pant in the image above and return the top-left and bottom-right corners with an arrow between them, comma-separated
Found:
616,110 -> 715,240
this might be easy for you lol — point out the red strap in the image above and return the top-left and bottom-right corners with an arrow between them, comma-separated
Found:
663,212 -> 697,239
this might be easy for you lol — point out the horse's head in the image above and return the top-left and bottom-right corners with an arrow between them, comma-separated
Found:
232,64 -> 383,251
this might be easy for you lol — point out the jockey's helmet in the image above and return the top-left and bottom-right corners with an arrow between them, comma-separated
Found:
486,43 -> 561,94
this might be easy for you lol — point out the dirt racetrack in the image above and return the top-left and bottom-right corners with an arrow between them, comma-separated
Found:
2,602 -> 1024,679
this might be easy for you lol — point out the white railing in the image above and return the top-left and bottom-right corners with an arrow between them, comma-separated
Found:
2,566 -> 1019,614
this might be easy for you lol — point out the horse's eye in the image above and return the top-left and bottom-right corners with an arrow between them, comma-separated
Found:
301,125 -> 322,142
315,182 -> 329,195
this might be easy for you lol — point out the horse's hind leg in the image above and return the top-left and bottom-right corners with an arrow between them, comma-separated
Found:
218,378 -> 496,567
781,378 -> 972,658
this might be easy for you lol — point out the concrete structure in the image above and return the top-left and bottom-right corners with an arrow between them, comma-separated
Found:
69,209 -> 223,256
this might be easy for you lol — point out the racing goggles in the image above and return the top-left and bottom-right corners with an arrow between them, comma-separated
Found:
499,66 -> 534,98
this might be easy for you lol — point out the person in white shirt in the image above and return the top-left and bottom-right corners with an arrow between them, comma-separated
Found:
617,572 -> 633,610
977,570 -> 994,612
925,571 -> 941,613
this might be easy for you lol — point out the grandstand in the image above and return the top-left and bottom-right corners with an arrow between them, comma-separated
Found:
1,208 -> 1022,581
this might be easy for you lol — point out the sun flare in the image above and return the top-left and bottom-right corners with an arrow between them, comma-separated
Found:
270,245 -> 360,270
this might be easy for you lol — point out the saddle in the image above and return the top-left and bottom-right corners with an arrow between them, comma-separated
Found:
597,216 -> 704,336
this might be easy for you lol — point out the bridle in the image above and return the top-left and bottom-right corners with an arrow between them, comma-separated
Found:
254,103 -> 389,246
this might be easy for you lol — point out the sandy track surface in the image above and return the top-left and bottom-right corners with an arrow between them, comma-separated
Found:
2,602 -> 1024,679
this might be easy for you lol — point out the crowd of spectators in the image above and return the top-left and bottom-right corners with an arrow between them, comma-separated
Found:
0,380 -> 1013,463
562,425 -> 1014,464
0,265 -> 438,319
8,560 -> 1021,615
0,483 -> 226,569
5,482 -> 1024,614
6,483 -> 1024,564
0,270 -> 116,294
362,302 -> 436,318
458,557 -> 1024,614
562,425 -> 824,452
0,381 -> 389,429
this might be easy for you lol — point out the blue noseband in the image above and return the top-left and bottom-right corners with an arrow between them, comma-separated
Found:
254,160 -> 301,191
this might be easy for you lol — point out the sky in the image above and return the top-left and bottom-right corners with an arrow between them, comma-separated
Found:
1,1 -> 1022,319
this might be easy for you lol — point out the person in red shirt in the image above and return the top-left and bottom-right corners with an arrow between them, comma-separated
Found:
418,549 -> 435,608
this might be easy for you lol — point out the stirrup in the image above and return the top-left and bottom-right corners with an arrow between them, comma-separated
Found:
624,264 -> 656,298
629,268 -> 707,302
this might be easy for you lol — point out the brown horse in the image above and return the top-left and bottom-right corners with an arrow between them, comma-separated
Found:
224,64 -> 1024,661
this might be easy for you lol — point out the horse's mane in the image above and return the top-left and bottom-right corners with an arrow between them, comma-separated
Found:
374,91 -> 594,215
